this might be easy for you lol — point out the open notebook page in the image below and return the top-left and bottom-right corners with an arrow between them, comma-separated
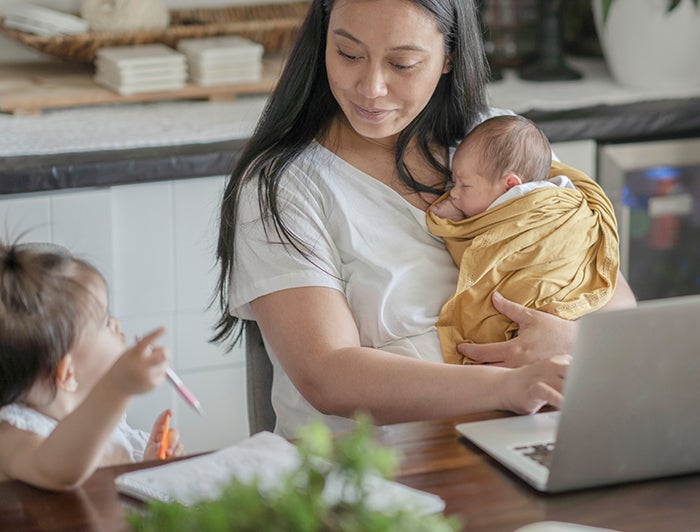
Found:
115,431 -> 445,515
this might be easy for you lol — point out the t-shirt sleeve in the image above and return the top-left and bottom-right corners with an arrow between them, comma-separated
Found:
228,162 -> 345,320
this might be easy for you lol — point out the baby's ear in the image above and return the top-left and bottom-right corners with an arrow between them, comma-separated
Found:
56,355 -> 78,392
504,173 -> 523,191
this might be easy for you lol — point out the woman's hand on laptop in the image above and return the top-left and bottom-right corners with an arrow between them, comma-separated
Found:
501,354 -> 572,414
457,292 -> 578,368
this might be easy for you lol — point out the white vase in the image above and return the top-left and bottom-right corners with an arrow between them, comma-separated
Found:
592,0 -> 700,90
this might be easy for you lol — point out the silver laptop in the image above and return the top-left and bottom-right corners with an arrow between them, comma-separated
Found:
456,294 -> 700,493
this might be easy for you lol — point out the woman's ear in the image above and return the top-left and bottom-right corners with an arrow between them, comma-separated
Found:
56,355 -> 78,393
443,55 -> 453,74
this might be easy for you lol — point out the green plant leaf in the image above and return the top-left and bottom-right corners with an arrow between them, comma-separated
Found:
601,0 -> 615,24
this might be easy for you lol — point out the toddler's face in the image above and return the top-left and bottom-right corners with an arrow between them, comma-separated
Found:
70,274 -> 126,396
450,145 -> 505,217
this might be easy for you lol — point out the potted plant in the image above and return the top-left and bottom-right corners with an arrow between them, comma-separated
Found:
592,0 -> 700,90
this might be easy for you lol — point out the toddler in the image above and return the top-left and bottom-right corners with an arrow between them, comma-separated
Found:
0,241 -> 185,490
427,115 -> 620,363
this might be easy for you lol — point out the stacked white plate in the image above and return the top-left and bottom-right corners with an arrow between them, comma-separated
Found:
2,3 -> 88,36
177,36 -> 264,87
94,44 -> 188,96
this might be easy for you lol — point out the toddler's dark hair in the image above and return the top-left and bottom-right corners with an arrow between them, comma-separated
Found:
0,241 -> 102,407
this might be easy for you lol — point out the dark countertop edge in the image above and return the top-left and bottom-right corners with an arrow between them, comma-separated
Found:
525,97 -> 700,144
0,139 -> 247,195
2,97 -> 700,196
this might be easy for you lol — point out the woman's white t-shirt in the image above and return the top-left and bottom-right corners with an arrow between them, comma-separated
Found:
229,140 -> 459,438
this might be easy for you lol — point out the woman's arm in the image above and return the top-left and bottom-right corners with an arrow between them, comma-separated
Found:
458,272 -> 637,367
601,271 -> 637,311
251,286 -> 570,425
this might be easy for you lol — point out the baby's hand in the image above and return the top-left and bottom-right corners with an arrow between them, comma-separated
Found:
429,197 -> 466,222
144,409 -> 186,461
107,328 -> 169,396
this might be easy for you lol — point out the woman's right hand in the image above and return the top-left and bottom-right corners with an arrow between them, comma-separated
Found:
499,354 -> 571,414
458,292 -> 578,367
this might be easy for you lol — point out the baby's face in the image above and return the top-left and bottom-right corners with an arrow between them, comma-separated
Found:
70,274 -> 126,397
450,146 -> 505,217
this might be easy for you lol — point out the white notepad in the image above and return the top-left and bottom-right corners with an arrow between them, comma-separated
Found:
96,44 -> 187,69
177,36 -> 264,63
115,431 -> 445,515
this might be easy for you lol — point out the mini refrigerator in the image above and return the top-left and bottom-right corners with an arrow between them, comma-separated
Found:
598,137 -> 700,301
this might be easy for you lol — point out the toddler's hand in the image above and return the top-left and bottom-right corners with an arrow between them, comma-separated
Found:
144,409 -> 186,461
106,327 -> 169,396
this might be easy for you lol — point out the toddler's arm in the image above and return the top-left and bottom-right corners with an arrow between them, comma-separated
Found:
0,329 -> 168,490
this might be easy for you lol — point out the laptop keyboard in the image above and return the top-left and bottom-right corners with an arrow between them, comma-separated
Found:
513,442 -> 555,469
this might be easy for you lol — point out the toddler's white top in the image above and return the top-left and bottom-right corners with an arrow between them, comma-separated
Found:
0,403 -> 149,465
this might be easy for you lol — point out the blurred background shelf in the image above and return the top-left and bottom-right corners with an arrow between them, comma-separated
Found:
0,56 -> 283,115
0,1 -> 309,63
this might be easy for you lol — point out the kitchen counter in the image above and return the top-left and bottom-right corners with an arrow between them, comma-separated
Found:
2,57 -> 700,195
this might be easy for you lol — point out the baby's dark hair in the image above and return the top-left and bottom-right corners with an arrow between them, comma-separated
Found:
0,240 -> 103,407
460,115 -> 552,184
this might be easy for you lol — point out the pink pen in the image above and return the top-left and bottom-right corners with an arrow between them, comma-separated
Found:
166,367 -> 204,415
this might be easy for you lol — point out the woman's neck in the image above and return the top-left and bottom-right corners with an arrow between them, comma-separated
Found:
320,116 -> 449,210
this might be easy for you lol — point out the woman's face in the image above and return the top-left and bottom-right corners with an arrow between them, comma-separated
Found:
325,0 -> 450,143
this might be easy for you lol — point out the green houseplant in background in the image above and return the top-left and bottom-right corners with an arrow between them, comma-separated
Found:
592,0 -> 700,89
129,416 -> 461,532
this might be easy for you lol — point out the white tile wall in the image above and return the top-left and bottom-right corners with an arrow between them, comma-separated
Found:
174,307 -> 242,371
51,188 -> 114,299
175,364 -> 248,454
111,181 -> 175,318
0,195 -> 51,242
172,175 -> 225,312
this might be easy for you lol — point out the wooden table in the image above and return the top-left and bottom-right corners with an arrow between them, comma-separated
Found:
2,412 -> 700,531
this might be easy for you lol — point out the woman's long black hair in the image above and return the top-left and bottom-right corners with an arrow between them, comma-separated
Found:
213,0 -> 489,349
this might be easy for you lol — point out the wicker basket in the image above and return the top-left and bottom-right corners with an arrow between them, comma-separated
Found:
0,1 -> 310,64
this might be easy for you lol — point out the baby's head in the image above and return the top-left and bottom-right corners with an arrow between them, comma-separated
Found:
449,115 -> 552,217
0,241 -> 121,410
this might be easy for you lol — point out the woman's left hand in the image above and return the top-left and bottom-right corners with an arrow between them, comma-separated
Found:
457,291 -> 578,368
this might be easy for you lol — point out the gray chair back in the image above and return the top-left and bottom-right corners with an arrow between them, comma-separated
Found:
245,321 -> 276,434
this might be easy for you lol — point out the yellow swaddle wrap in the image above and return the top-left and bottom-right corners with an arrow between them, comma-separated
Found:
426,161 -> 619,364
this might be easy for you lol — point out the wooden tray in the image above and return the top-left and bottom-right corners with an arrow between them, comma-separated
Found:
0,58 -> 284,115
0,1 -> 309,64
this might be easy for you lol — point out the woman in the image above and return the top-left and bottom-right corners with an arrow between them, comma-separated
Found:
215,0 -> 636,438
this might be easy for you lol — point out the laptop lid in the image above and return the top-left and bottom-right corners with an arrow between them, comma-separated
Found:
546,294 -> 700,492
456,295 -> 700,493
